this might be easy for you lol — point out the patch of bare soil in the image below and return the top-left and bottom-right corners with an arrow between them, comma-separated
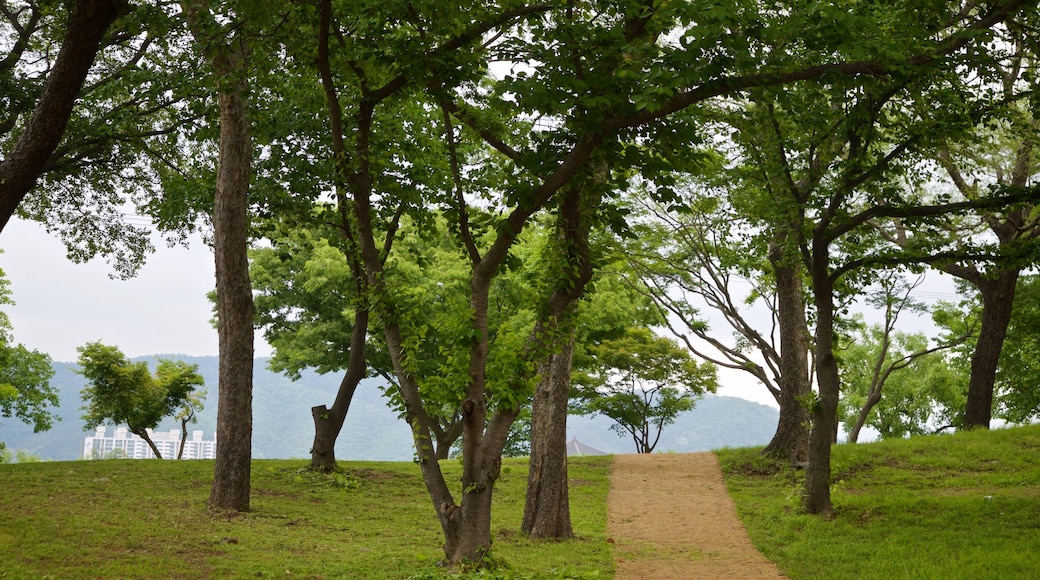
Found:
607,452 -> 785,579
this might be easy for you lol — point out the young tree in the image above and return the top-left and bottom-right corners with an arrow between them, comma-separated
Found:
175,389 -> 206,460
77,342 -> 204,459
837,316 -> 967,442
837,275 -> 971,442
573,327 -> 717,453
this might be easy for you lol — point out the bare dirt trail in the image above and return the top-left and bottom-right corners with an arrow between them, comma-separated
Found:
606,452 -> 786,579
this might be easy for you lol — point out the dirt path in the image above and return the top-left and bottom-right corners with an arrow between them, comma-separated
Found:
606,452 -> 785,579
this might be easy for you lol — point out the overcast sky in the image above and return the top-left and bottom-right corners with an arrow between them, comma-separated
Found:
0,218 -> 243,363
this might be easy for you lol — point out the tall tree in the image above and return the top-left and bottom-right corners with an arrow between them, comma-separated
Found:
930,61 -> 1040,429
181,0 -> 256,511
724,2 -> 1035,513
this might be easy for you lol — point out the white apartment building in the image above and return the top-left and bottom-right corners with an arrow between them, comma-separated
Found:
83,426 -> 217,460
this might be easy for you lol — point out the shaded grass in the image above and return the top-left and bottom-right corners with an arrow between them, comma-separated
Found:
718,424 -> 1040,580
0,455 -> 614,579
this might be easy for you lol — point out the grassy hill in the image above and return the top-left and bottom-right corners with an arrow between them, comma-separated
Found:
0,455 -> 613,579
718,423 -> 1040,579
0,355 -> 779,461
1,423 -> 1037,578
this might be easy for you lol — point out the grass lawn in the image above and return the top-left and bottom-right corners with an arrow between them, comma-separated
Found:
718,424 -> 1040,580
0,455 -> 614,579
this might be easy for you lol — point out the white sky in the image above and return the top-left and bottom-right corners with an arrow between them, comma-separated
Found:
0,218 -> 242,363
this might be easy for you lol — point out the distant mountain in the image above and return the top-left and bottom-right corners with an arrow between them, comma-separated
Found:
1,356 -> 778,461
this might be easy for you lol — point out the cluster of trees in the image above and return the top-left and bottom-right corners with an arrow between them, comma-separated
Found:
77,342 -> 205,460
4,0 -> 1040,567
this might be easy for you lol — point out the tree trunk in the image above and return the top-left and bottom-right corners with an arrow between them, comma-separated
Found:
309,308 -> 369,471
519,177 -> 595,538
431,418 -> 464,460
963,270 -> 1019,429
0,0 -> 126,232
178,417 -> 189,460
133,428 -> 165,459
847,389 -> 883,444
521,335 -> 575,539
763,239 -> 811,463
804,248 -> 837,516
207,38 -> 254,512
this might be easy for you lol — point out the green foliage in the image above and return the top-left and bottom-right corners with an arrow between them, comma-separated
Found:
76,342 -> 204,455
574,326 -> 717,453
837,314 -> 965,439
993,275 -> 1040,423
0,266 -> 57,444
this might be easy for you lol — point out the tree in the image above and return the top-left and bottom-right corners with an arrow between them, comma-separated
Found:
0,0 -> 127,232
625,191 -> 813,464
836,275 -> 971,442
175,389 -> 206,460
720,2 -> 1035,514
77,342 -> 204,459
574,327 -> 717,453
181,0 -> 258,510
0,265 -> 56,444
837,315 -> 967,442
927,46 -> 1040,429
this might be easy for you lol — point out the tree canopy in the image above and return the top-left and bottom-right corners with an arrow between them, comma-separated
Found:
77,341 -> 205,459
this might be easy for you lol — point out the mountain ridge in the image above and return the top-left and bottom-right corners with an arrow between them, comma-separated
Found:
1,355 -> 779,461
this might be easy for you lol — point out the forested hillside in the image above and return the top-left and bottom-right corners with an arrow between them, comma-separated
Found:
0,356 -> 777,461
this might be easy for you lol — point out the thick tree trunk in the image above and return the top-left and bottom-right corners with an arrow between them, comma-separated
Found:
0,0 -> 126,232
763,240 -> 811,464
963,271 -> 1019,429
521,335 -> 575,539
804,250 -> 837,516
208,39 -> 254,512
309,309 -> 369,471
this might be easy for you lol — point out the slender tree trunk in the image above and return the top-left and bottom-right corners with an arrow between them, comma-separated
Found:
132,428 -> 165,459
848,389 -> 883,444
804,248 -> 837,516
964,271 -> 1019,429
178,417 -> 189,460
521,335 -> 575,538
763,238 -> 811,464
208,38 -> 254,512
0,0 -> 126,232
310,309 -> 369,471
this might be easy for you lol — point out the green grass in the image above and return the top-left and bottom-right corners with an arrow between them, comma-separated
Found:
718,424 -> 1040,580
0,455 -> 614,579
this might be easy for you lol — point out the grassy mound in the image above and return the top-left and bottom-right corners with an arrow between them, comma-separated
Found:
718,424 -> 1040,579
0,455 -> 614,578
